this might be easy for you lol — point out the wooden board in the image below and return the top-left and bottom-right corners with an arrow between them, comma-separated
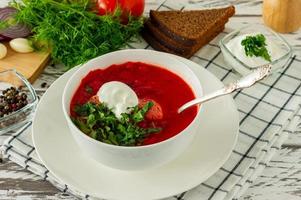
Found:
0,42 -> 50,83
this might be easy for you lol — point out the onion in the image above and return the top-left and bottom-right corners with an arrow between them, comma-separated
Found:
0,33 -> 11,41
0,35 -> 5,41
0,7 -> 31,40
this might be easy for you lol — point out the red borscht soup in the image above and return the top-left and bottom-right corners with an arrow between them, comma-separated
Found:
70,62 -> 198,145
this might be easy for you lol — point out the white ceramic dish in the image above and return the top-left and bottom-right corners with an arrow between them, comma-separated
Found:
62,49 -> 204,170
32,54 -> 239,200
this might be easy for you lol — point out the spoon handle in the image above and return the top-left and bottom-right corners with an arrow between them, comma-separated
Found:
177,85 -> 234,113
178,64 -> 272,113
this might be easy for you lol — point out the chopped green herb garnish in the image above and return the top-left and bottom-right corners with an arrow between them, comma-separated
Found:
72,102 -> 161,146
241,34 -> 271,62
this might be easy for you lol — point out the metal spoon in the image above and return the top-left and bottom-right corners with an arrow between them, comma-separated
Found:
178,64 -> 272,113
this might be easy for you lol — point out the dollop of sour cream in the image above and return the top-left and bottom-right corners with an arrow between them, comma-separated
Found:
226,33 -> 285,68
97,81 -> 138,118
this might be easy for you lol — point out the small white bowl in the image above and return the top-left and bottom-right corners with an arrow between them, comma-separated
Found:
62,49 -> 203,171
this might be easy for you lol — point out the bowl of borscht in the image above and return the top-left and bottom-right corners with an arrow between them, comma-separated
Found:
62,49 -> 203,170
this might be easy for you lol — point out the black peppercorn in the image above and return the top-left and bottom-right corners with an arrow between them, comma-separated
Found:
0,87 -> 29,118
41,82 -> 47,88
21,93 -> 27,100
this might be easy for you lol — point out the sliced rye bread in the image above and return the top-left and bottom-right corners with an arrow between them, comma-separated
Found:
149,6 -> 235,46
142,24 -> 225,58
144,13 -> 230,56
144,19 -> 192,54
141,29 -> 191,58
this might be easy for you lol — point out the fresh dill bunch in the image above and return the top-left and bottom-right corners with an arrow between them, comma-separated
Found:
9,0 -> 144,69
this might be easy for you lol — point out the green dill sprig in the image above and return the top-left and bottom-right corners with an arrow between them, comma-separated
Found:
241,34 -> 272,62
7,0 -> 144,69
72,102 -> 161,146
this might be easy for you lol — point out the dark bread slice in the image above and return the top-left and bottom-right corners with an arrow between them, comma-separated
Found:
150,6 -> 235,46
187,24 -> 225,57
144,14 -> 230,57
142,24 -> 225,58
144,19 -> 192,54
141,29 -> 190,57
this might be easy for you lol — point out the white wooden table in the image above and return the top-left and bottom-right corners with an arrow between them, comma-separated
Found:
1,0 -> 301,199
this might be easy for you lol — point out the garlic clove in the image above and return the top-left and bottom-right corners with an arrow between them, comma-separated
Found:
9,38 -> 34,53
0,43 -> 7,59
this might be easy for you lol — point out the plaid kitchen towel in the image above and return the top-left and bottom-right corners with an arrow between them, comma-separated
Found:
1,0 -> 301,200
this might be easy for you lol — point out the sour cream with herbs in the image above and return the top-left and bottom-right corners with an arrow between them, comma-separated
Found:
97,81 -> 138,118
226,33 -> 284,68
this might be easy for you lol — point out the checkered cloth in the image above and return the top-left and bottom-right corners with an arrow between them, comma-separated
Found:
1,0 -> 301,200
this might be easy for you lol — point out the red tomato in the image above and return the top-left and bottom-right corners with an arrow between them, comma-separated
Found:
96,0 -> 144,17
96,0 -> 117,15
118,0 -> 145,17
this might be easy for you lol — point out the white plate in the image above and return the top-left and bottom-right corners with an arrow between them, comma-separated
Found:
32,56 -> 239,200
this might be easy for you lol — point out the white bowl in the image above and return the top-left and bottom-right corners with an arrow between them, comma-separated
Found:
62,49 -> 203,171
